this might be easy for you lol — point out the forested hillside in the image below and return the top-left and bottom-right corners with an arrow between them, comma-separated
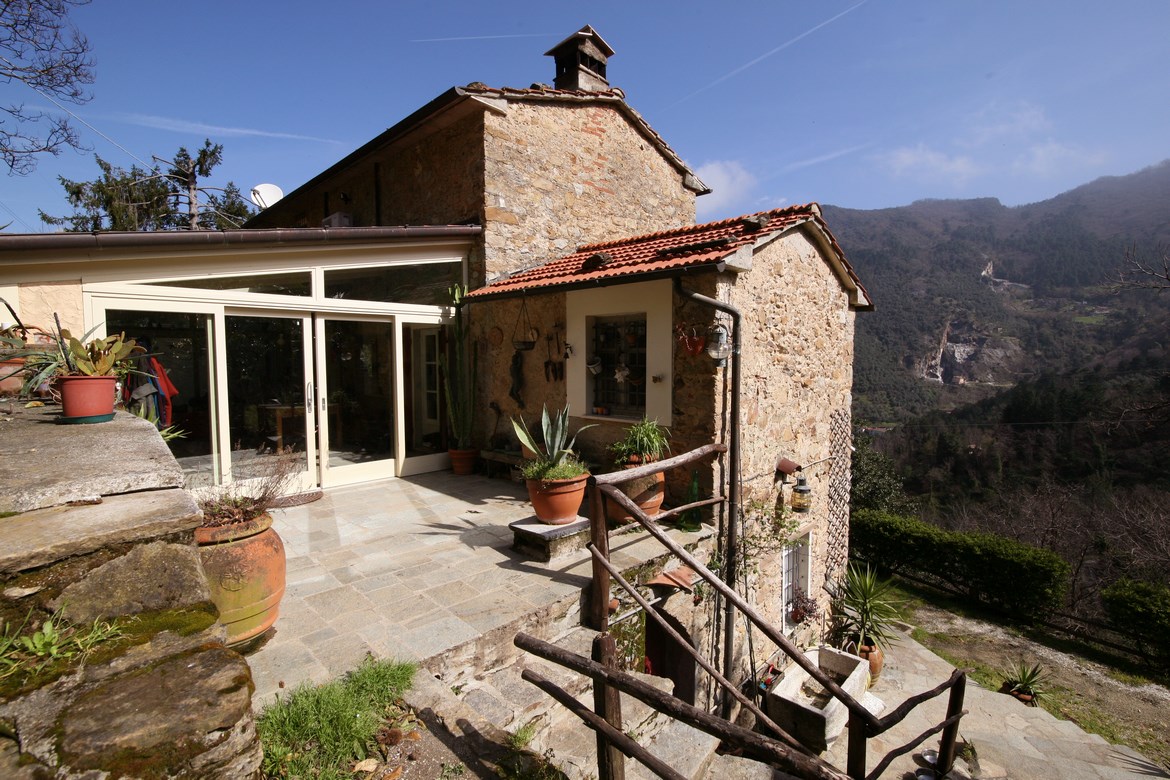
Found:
825,160 -> 1170,423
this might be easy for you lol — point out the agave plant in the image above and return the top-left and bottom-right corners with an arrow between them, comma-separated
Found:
512,405 -> 596,479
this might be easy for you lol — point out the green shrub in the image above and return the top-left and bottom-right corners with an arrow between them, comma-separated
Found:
851,510 -> 1069,619
1101,578 -> 1170,669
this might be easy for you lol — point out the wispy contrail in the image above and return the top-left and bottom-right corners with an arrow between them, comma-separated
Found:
117,113 -> 342,143
411,33 -> 552,43
783,143 -> 872,173
665,0 -> 870,109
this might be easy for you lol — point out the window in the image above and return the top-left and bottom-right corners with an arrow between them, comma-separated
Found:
782,534 -> 811,630
587,314 -> 646,418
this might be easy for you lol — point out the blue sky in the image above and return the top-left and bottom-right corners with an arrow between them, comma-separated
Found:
2,0 -> 1167,232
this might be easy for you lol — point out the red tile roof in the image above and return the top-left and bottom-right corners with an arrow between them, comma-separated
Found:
466,203 -> 872,309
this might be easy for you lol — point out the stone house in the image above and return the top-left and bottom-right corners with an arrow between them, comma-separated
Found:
0,26 -> 870,673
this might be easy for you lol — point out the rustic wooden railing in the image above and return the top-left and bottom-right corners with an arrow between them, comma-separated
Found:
515,442 -> 968,780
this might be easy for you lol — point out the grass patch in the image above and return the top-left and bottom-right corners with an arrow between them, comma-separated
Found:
257,655 -> 416,780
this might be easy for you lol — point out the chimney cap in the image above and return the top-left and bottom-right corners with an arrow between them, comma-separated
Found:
544,25 -> 615,58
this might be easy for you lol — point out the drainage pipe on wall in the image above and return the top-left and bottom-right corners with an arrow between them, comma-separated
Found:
673,277 -> 741,719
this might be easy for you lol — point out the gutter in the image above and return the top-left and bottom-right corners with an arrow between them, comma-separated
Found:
673,277 -> 742,720
0,225 -> 483,254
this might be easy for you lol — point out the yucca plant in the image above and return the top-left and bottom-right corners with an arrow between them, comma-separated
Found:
835,562 -> 903,650
1002,660 -> 1047,704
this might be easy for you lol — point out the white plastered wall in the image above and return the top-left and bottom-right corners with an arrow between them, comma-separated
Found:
565,279 -> 673,424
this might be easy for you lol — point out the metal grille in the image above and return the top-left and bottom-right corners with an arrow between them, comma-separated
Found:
825,408 -> 852,581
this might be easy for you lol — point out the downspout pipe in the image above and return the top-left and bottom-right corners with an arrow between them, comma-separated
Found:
674,277 -> 741,719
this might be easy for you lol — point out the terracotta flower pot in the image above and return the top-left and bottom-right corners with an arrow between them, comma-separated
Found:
448,448 -> 478,475
605,464 -> 665,524
857,642 -> 884,685
526,473 -> 589,525
58,374 -> 118,422
196,513 -> 287,646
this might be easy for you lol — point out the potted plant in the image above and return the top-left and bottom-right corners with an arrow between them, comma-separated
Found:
440,284 -> 478,474
1000,660 -> 1046,706
605,417 -> 671,524
788,586 -> 822,626
835,563 -> 902,684
195,453 -> 295,646
513,405 -> 595,524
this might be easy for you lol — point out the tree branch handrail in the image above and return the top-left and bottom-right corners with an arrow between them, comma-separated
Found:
588,543 -> 820,760
595,480 -> 883,732
514,632 -> 850,780
864,709 -> 968,780
872,668 -> 968,733
520,668 -> 687,780
590,442 -> 727,486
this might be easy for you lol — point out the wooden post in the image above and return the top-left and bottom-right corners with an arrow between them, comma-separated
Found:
936,672 -> 966,775
592,632 -> 624,780
846,715 -> 867,780
588,478 -> 611,631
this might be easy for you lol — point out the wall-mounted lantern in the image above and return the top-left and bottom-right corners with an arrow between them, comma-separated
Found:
706,323 -> 732,367
790,475 -> 812,513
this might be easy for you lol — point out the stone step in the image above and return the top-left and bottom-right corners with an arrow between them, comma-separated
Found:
629,718 -> 722,779
700,752 -> 801,780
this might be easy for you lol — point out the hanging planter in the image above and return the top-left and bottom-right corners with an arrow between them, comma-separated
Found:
511,298 -> 537,350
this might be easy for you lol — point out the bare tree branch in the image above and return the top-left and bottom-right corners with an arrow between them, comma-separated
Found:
0,0 -> 95,175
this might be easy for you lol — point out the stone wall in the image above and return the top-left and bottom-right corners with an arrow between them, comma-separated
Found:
715,230 -> 856,675
482,101 -> 696,278
0,409 -> 261,779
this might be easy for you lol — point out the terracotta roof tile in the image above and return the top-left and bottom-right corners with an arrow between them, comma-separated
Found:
466,203 -> 872,309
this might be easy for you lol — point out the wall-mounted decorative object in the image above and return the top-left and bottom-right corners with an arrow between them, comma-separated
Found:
791,475 -> 812,513
511,298 -> 537,350
706,323 -> 732,367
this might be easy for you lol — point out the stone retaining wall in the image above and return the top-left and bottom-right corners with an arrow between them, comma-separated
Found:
0,408 -> 261,779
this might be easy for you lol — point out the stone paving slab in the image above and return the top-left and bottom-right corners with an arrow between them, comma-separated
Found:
245,472 -> 712,709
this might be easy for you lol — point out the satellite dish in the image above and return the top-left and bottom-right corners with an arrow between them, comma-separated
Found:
250,183 -> 284,209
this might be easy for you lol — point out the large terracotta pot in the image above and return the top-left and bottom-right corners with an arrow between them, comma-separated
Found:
58,375 -> 118,421
448,448 -> 478,475
196,513 -> 287,646
526,474 -> 589,525
605,465 -> 665,524
857,642 -> 884,685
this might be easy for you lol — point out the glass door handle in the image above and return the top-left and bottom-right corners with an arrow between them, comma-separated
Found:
305,382 -> 313,413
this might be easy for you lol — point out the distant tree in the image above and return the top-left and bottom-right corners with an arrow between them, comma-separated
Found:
40,139 -> 255,231
1115,245 -> 1170,291
850,432 -> 918,515
39,155 -> 174,231
1,0 -> 95,174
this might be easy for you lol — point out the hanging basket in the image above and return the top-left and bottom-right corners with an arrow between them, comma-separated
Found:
511,298 -> 537,351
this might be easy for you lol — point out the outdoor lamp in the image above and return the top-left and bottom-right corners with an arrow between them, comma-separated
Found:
706,323 -> 732,366
790,476 -> 812,513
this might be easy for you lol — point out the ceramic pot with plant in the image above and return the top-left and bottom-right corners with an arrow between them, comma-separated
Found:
1000,660 -> 1046,706
440,284 -> 478,474
513,405 -> 596,524
606,417 -> 671,524
835,562 -> 902,684
195,454 -> 295,646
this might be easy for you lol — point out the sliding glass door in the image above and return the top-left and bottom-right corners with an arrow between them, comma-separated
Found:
314,317 -> 396,486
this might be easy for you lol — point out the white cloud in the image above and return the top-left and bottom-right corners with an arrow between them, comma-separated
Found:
879,144 -> 980,183
695,160 -> 757,219
962,101 -> 1050,148
1012,141 -> 1108,177
116,113 -> 341,144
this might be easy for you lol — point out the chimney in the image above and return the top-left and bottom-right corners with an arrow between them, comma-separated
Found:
544,25 -> 614,91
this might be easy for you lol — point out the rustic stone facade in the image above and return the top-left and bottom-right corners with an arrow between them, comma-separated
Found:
481,101 -> 695,278
0,410 -> 262,779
